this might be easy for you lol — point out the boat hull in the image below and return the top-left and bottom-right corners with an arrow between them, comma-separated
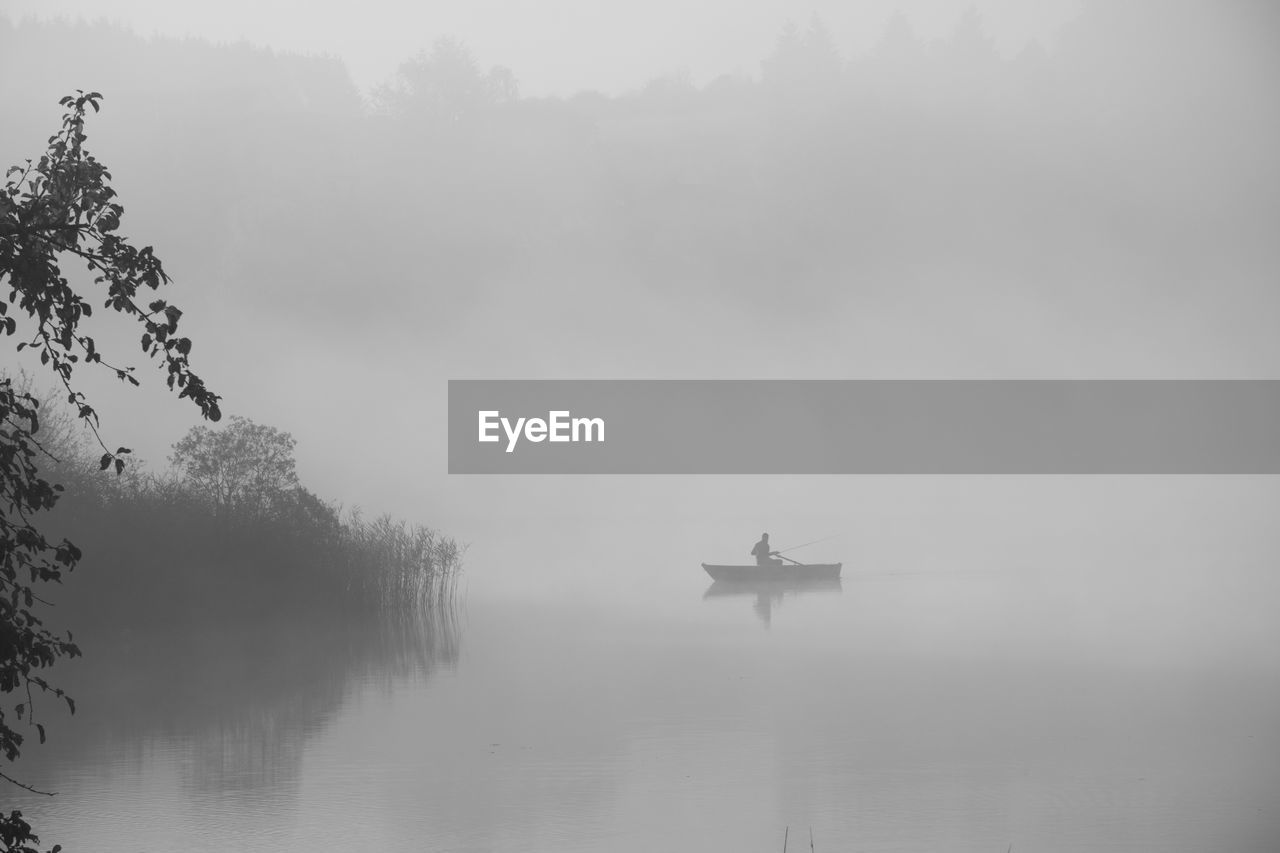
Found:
701,562 -> 842,583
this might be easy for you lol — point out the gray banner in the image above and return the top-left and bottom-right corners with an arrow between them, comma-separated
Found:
447,380 -> 1280,474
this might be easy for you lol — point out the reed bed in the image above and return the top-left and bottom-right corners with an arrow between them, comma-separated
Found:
330,510 -> 464,610
10,375 -> 463,624
37,459 -> 463,626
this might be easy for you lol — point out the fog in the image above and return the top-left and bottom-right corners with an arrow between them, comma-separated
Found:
3,1 -> 1277,572
8,0 -> 1085,95
3,2 -> 1277,528
2,3 -> 1279,849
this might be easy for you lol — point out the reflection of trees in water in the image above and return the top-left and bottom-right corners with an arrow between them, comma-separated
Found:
30,605 -> 461,800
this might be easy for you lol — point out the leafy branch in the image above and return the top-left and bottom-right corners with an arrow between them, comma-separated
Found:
1,90 -> 221,852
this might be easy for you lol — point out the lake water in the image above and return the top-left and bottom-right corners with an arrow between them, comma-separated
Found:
10,482 -> 1280,852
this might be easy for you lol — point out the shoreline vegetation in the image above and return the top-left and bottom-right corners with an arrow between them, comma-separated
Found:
1,85 -> 466,851
16,374 -> 463,631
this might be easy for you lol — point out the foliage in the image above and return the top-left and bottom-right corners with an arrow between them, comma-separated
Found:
762,15 -> 843,95
374,37 -> 517,129
19,405 -> 461,624
170,416 -> 299,524
5,9 -> 1269,333
0,810 -> 52,853
33,423 -> 460,621
1,92 -> 220,851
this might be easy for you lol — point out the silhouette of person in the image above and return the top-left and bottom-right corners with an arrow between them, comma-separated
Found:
751,533 -> 783,567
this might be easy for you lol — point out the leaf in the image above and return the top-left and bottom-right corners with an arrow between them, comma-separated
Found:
99,453 -> 112,471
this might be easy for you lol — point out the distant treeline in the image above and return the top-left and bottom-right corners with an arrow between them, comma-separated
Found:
20,381 -> 462,628
1,4 -> 1274,321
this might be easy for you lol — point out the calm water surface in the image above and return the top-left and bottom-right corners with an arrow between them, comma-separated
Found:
11,497 -> 1280,852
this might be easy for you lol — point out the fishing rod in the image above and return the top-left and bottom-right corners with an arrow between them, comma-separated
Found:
774,535 -> 839,555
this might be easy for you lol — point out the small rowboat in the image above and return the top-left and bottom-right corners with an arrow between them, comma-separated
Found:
701,562 -> 842,583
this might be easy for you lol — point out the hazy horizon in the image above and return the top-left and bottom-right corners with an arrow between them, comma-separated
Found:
4,0 -> 1085,96
4,2 -> 1279,523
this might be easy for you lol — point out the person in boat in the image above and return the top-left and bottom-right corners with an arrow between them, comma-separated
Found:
751,533 -> 783,567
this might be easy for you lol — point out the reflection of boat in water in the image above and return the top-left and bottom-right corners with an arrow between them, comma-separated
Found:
701,574 -> 843,628
701,562 -> 842,583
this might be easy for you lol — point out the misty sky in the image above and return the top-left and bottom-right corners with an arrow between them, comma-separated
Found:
6,0 -> 1082,95
3,0 -> 1277,526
